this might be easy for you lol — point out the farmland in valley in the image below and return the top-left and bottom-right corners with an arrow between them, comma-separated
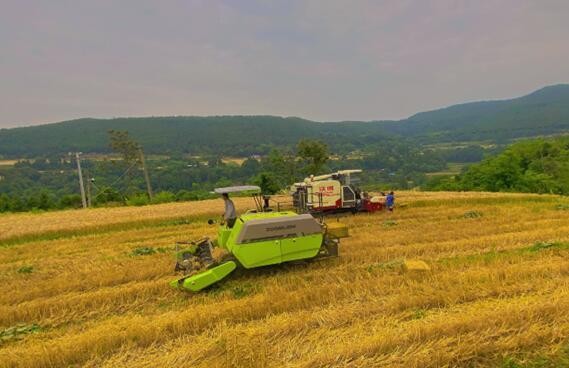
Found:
1,192 -> 569,367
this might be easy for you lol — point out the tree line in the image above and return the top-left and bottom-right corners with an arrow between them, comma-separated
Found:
0,129 -> 454,213
427,136 -> 569,194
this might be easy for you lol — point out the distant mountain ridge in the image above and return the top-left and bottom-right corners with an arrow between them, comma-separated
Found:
381,84 -> 569,141
1,84 -> 568,157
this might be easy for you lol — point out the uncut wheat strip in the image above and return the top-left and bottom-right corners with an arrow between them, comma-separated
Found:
0,220 -> 213,265
293,290 -> 569,368
1,250 -> 566,368
0,196 -> 256,241
90,272 -> 569,368
0,190 -> 550,242
0,227 -> 203,275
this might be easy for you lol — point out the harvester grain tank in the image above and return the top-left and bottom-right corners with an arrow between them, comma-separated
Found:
291,169 -> 383,214
171,186 -> 348,292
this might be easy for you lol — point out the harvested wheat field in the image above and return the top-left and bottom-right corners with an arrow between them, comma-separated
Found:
1,191 -> 569,367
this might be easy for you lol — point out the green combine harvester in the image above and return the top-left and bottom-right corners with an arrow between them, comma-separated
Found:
170,186 -> 348,292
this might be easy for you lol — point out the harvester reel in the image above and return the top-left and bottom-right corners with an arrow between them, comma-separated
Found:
174,238 -> 215,275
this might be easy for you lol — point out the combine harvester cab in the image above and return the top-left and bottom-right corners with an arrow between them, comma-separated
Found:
171,186 -> 347,292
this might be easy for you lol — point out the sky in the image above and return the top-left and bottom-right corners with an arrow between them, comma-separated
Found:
1,0 -> 568,128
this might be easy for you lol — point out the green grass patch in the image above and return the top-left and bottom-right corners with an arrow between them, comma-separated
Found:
411,308 -> 427,320
383,220 -> 398,228
131,246 -> 169,256
0,324 -> 41,345
528,241 -> 557,252
17,265 -> 34,274
366,259 -> 404,273
208,281 -> 261,299
463,210 -> 483,218
501,344 -> 569,367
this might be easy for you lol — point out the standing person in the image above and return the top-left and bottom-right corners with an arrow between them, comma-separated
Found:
386,191 -> 395,212
222,193 -> 237,228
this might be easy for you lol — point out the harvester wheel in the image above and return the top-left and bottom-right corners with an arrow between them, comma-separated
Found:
316,236 -> 339,259
325,238 -> 339,257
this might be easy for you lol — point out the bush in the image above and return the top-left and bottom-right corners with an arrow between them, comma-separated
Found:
59,194 -> 83,209
126,194 -> 150,206
93,187 -> 124,206
151,191 -> 176,204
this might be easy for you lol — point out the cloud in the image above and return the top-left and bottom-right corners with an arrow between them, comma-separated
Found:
0,0 -> 568,127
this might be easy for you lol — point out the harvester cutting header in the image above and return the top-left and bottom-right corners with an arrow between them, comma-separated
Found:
291,169 -> 383,214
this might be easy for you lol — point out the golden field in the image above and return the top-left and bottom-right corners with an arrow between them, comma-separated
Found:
0,191 -> 568,367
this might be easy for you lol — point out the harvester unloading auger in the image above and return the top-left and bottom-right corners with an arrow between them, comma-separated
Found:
170,186 -> 348,292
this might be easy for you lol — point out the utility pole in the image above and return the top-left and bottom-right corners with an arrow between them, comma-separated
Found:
75,152 -> 87,209
139,148 -> 153,200
85,170 -> 92,208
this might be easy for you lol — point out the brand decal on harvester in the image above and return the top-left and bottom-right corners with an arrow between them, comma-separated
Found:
266,224 -> 297,232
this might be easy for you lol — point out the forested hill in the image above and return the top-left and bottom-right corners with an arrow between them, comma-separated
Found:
1,84 -> 568,157
381,84 -> 569,142
0,116 -> 392,157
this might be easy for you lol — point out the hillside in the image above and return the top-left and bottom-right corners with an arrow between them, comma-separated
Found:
1,85 -> 569,157
0,116 -> 392,157
383,84 -> 569,142
1,192 -> 568,367
428,136 -> 569,194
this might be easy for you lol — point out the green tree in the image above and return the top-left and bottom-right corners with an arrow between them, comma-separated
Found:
297,139 -> 329,175
108,130 -> 143,195
108,130 -> 140,163
430,136 -> 569,194
254,172 -> 281,194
